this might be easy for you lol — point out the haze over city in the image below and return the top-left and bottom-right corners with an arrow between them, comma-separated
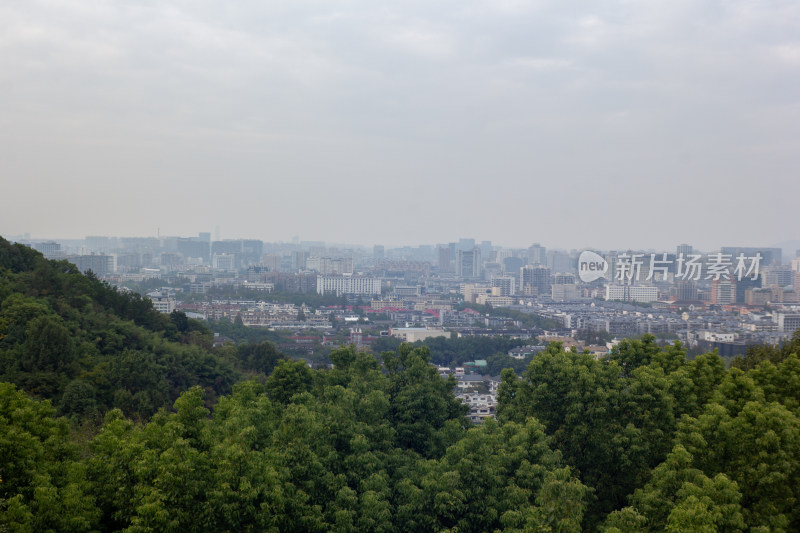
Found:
2,0 -> 799,249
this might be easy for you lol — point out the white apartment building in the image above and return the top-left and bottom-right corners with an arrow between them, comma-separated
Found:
605,285 -> 659,303
316,275 -> 381,296
147,289 -> 176,314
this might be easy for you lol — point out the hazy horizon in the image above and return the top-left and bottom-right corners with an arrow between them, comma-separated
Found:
5,231 -> 799,258
2,0 -> 798,251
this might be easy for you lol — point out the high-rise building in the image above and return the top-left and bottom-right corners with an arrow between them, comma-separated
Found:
177,238 -> 210,263
479,241 -> 493,260
33,241 -> 61,259
456,248 -> 482,278
490,275 -> 516,296
676,243 -> 693,257
457,238 -> 476,253
241,240 -> 264,265
711,279 -> 736,305
503,256 -> 524,277
373,245 -> 385,261
763,267 -> 794,288
735,276 -> 761,303
437,246 -> 452,272
70,254 -> 116,277
528,243 -> 546,265
520,266 -> 550,296
260,254 -> 282,271
212,253 -> 238,271
291,251 -> 309,270
547,250 -> 574,274
675,280 -> 698,301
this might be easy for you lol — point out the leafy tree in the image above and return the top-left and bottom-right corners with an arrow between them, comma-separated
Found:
237,341 -> 285,374
500,341 -> 677,527
382,344 -> 468,457
265,359 -> 314,404
0,383 -> 99,532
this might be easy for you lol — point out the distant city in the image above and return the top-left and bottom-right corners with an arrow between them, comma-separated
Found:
7,232 -> 800,359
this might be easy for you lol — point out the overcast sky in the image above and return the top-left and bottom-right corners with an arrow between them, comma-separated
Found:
1,0 -> 798,250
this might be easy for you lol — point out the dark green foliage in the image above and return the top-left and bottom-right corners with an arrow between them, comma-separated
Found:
0,383 -> 99,532
486,351 -> 529,375
0,236 -> 242,419
265,359 -> 314,404
238,340 -> 285,374
208,316 -> 291,345
499,338 -> 682,527
0,239 -> 43,274
382,344 -> 469,457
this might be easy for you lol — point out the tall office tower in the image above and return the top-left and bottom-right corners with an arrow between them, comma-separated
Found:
373,245 -> 385,261
457,238 -> 476,252
676,244 -> 693,257
291,251 -> 309,270
547,250 -> 574,274
735,275 -> 761,303
437,246 -> 452,272
495,249 -> 513,263
261,254 -> 282,271
198,232 -> 211,243
503,256 -> 525,277
528,243 -> 546,265
455,248 -> 482,278
520,265 -> 551,296
177,238 -> 210,263
675,280 -> 698,301
479,240 -> 493,261
241,240 -> 264,266
711,279 -> 736,305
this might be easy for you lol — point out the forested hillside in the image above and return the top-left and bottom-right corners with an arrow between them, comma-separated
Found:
0,237 -> 283,420
2,237 -> 799,532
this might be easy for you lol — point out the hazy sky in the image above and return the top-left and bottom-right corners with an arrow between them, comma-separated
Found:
2,0 -> 798,250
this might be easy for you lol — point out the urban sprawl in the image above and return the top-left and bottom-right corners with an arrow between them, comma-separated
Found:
14,234 -> 800,424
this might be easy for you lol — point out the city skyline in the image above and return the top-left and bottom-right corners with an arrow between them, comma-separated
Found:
6,230 -> 799,259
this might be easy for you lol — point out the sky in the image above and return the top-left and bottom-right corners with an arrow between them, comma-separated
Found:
1,0 -> 798,251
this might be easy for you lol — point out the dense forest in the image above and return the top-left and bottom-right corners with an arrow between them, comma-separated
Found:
2,237 -> 799,532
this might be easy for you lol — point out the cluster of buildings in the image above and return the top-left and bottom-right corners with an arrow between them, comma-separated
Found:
14,234 -> 800,350
14,233 -> 800,424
